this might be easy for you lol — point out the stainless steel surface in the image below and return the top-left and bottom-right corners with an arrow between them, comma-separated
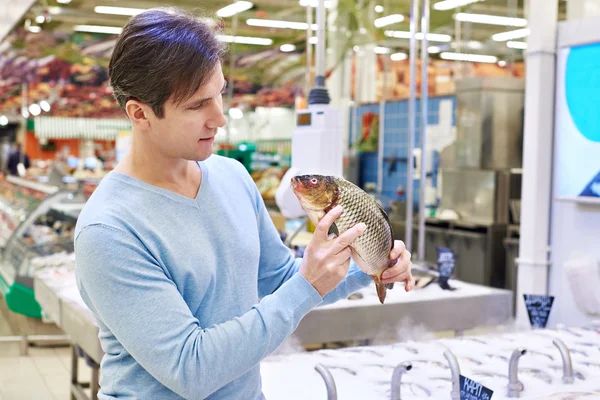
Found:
417,0 -> 429,262
315,364 -> 338,400
443,348 -> 461,400
378,97 -> 386,196
552,338 -> 575,384
34,276 -> 62,325
315,0 -> 326,80
441,168 -> 497,225
391,362 -> 412,400
507,348 -> 527,397
454,77 -> 525,170
406,0 -> 420,254
61,300 -> 103,364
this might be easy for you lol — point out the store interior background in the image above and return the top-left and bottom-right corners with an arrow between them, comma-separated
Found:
1,0 -> 600,398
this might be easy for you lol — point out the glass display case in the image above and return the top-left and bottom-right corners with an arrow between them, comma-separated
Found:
0,175 -> 85,318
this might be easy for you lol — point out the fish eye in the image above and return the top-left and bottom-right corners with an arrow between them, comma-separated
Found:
310,178 -> 318,185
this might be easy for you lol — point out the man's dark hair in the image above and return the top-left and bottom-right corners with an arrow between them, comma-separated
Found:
109,7 -> 227,118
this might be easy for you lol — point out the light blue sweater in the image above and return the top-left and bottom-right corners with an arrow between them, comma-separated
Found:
74,155 -> 372,399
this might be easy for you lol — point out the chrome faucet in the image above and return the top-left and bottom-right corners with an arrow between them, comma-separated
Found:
443,348 -> 461,400
552,338 -> 574,384
507,348 -> 527,397
314,364 -> 337,400
391,362 -> 413,400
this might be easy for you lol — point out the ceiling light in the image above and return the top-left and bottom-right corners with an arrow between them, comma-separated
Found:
374,14 -> 405,28
21,107 -> 30,118
391,52 -> 407,61
36,16 -> 45,24
375,5 -> 384,13
217,1 -> 253,18
455,13 -> 527,27
246,19 -> 317,30
280,44 -> 296,52
228,107 -> 243,119
492,28 -> 530,41
433,0 -> 483,11
40,100 -> 51,112
94,6 -> 145,16
0,116 -> 8,126
29,104 -> 41,116
374,46 -> 389,54
216,35 -> 272,45
498,60 -> 507,67
353,45 -> 360,52
299,0 -> 332,8
74,25 -> 123,35
440,52 -> 497,63
507,40 -> 527,49
57,0 -> 71,3
385,30 -> 452,42
309,36 -> 318,44
429,46 -> 442,53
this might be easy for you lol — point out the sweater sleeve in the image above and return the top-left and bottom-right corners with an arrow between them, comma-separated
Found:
75,223 -> 323,399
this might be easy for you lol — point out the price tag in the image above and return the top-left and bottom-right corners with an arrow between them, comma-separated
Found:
460,375 -> 494,400
436,246 -> 456,290
523,294 -> 555,329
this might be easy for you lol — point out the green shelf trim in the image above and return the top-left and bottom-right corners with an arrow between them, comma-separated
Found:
5,282 -> 42,319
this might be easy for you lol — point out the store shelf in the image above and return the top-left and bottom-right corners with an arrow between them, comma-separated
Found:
6,176 -> 59,195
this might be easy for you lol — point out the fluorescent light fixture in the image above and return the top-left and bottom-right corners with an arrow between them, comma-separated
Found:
57,0 -> 71,3
29,26 -> 42,33
309,36 -> 318,44
374,46 -> 390,54
440,52 -> 497,63
391,52 -> 407,61
228,107 -> 243,119
375,5 -> 384,13
385,30 -> 452,42
74,25 -> 123,34
36,16 -> 45,24
429,46 -> 442,53
498,60 -> 507,67
217,1 -> 253,18
216,35 -> 272,45
29,104 -> 41,116
455,13 -> 527,27
299,0 -> 332,8
507,40 -> 527,49
40,100 -> 51,112
374,14 -> 405,28
94,6 -> 145,16
353,45 -> 360,52
0,116 -> 8,126
280,44 -> 296,52
21,107 -> 30,118
492,28 -> 530,41
246,19 -> 317,30
433,0 -> 483,11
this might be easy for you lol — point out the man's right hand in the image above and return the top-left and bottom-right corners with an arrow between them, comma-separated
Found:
299,205 -> 366,297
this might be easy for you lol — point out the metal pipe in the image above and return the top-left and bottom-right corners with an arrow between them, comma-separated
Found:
406,0 -> 420,254
552,338 -> 574,384
306,4 -> 313,97
315,364 -> 337,400
377,51 -> 389,197
315,0 -> 326,81
391,362 -> 413,400
417,0 -> 429,261
507,348 -> 527,397
443,348 -> 461,400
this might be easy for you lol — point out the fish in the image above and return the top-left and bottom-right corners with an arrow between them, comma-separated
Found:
291,174 -> 396,303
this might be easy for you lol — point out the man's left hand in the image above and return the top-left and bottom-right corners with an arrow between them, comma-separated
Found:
381,240 -> 414,291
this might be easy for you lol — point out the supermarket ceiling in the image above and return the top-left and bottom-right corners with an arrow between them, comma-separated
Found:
15,0 -> 568,61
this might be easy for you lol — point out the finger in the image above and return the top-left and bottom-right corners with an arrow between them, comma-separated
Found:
381,260 -> 410,280
314,205 -> 343,242
331,222 -> 366,254
389,240 -> 406,260
331,247 -> 353,266
381,268 -> 412,285
405,275 -> 416,292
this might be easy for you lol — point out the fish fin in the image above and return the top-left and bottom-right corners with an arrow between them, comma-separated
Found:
376,283 -> 387,304
375,201 -> 395,250
328,222 -> 339,237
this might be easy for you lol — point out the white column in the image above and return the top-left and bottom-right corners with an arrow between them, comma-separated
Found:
515,1 -> 559,326
568,0 -> 600,19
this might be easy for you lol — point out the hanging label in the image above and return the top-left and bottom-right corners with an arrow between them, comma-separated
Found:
524,294 -> 555,329
437,246 -> 456,290
460,375 -> 494,400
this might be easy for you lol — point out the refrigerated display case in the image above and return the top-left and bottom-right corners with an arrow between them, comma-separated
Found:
0,175 -> 84,318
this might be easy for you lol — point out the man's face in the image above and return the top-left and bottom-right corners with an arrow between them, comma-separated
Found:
147,63 -> 227,162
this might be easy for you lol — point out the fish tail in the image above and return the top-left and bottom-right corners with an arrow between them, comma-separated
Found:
376,283 -> 387,304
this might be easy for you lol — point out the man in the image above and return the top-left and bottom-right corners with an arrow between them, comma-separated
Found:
7,143 -> 30,176
74,7 -> 414,400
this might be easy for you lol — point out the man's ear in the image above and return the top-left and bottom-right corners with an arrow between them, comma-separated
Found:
125,99 -> 152,129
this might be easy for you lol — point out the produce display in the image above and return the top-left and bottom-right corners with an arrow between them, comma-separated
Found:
252,166 -> 288,201
261,323 -> 600,400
